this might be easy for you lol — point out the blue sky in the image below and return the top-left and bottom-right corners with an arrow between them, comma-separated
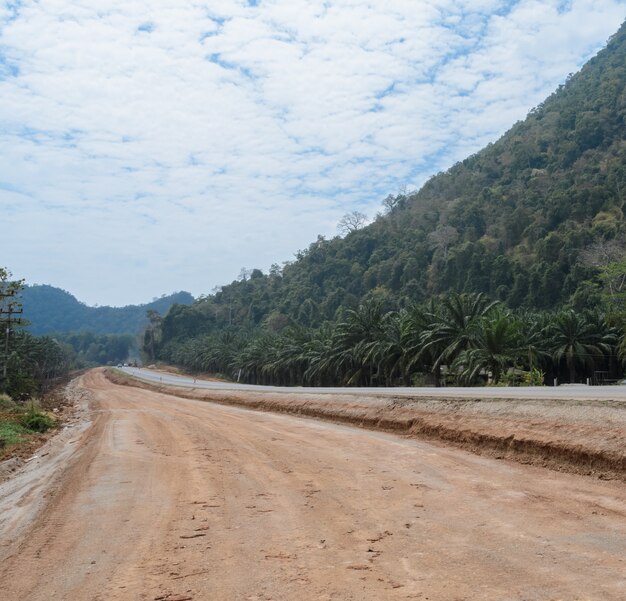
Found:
1,0 -> 625,306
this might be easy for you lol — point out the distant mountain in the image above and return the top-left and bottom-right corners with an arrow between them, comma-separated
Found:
20,285 -> 194,335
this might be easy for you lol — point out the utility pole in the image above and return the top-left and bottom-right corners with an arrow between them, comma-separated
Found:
0,292 -> 23,389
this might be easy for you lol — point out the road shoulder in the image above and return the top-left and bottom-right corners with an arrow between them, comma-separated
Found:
107,367 -> 626,482
0,375 -> 95,561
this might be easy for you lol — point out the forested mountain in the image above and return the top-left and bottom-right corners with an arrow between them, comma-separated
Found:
148,21 -> 626,387
21,285 -> 194,335
161,22 -> 625,337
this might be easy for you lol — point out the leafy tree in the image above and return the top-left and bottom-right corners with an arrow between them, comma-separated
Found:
0,268 -> 72,398
547,310 -> 616,383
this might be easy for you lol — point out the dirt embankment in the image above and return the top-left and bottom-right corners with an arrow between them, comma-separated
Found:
106,369 -> 626,481
0,374 -> 89,481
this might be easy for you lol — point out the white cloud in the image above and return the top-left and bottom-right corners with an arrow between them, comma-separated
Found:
1,0 -> 625,305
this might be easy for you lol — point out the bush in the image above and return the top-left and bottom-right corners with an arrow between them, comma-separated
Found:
19,402 -> 55,433
0,393 -> 19,413
411,373 -> 437,387
522,368 -> 545,386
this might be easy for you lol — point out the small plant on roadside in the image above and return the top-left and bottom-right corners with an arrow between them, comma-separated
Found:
411,373 -> 430,387
19,401 -> 55,433
0,421 -> 28,448
522,368 -> 545,386
0,393 -> 20,413
493,369 -> 525,387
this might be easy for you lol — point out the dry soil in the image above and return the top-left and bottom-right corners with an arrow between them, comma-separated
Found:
0,370 -> 625,600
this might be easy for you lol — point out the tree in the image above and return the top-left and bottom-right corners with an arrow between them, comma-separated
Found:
238,267 -> 253,282
332,298 -> 389,385
0,267 -> 25,299
381,191 -> 408,214
427,225 -> 459,259
363,310 -> 408,385
337,211 -> 367,235
1,268 -> 25,391
0,268 -> 72,398
547,310 -> 615,383
418,293 -> 500,385
143,310 -> 162,362
452,310 -> 523,384
579,236 -> 626,304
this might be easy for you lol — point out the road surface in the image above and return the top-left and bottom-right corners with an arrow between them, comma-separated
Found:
123,366 -> 626,400
1,370 -> 625,600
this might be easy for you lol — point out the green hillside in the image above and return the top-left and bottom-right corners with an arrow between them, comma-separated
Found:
20,285 -> 194,335
149,21 -> 626,387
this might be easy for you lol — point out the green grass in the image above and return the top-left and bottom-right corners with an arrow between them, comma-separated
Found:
0,396 -> 57,455
0,419 -> 28,446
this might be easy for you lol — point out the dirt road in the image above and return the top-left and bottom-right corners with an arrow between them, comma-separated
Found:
1,371 -> 625,600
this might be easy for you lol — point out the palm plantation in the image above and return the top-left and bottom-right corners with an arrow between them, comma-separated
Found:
149,292 -> 623,388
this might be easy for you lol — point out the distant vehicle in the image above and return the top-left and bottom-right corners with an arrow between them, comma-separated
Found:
117,363 -> 123,367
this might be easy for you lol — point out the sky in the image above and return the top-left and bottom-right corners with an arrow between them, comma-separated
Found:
1,1 -> 625,307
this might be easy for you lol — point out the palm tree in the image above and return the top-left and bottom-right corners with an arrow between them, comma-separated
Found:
452,310 -> 523,384
363,310 -> 409,385
198,329 -> 247,377
547,310 -> 616,383
303,323 -> 341,386
402,301 -> 437,381
237,333 -> 279,384
516,310 -> 552,373
418,292 -> 500,385
265,326 -> 312,385
333,299 -> 388,385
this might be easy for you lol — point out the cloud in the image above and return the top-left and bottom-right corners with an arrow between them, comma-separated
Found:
1,0 -> 625,305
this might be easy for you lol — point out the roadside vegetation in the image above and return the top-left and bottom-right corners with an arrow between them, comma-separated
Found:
1,268 -> 139,396
0,267 -> 149,459
147,293 -> 624,387
0,269 -> 66,457
0,294 -> 135,462
1,268 -> 73,401
0,394 -> 55,457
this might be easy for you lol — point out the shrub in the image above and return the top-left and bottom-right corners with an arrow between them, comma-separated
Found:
0,393 -> 19,413
19,402 -> 55,433
522,368 -> 545,386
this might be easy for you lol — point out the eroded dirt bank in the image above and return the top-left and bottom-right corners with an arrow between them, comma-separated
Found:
1,370 -> 625,601
107,369 -> 626,481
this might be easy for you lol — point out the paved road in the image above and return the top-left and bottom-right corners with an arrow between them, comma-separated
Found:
122,366 -> 626,400
1,370 -> 625,600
